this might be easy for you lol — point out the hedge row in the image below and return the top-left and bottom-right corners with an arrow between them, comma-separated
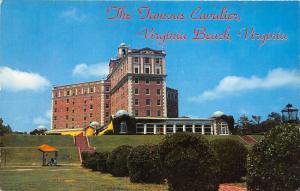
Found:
82,126 -> 299,191
82,133 -> 248,190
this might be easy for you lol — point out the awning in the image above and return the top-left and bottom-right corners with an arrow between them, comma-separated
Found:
38,144 -> 58,152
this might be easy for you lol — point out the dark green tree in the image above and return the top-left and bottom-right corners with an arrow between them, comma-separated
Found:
247,124 -> 300,191
0,118 -> 12,136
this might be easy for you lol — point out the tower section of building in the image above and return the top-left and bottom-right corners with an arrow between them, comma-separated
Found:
108,43 -> 167,117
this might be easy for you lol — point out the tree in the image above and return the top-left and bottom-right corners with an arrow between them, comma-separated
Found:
159,133 -> 220,191
0,118 -> 12,136
267,112 -> 282,123
247,124 -> 300,191
252,115 -> 261,124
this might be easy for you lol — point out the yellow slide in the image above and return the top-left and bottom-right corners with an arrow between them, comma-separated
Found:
97,121 -> 114,136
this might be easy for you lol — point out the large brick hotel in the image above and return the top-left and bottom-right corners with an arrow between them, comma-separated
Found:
50,43 -> 229,135
51,43 -> 178,131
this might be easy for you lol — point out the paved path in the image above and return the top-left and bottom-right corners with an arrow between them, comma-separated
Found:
219,184 -> 247,191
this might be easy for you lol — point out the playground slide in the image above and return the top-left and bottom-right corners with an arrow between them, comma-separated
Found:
97,121 -> 114,136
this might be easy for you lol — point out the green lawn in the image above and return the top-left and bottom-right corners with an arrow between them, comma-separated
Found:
90,135 -> 249,152
0,134 -> 74,147
1,147 -> 80,166
0,166 -> 167,191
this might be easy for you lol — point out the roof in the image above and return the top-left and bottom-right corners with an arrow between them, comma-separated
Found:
38,144 -> 58,152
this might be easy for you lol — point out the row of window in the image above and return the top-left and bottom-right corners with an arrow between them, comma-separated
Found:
54,111 -> 110,121
54,103 -> 110,113
134,109 -> 161,117
133,64 -> 162,75
54,86 -> 110,98
54,95 -> 110,105
134,88 -> 161,95
132,57 -> 162,65
133,77 -> 162,84
134,99 -> 161,106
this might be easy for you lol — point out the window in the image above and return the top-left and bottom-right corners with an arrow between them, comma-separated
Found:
84,108 -> 87,112
135,110 -> 139,116
134,77 -> 139,84
66,123 -> 68,128
84,100 -> 87,104
105,94 -> 109,99
105,103 -> 109,108
134,88 -> 139,95
54,108 -> 57,112
157,110 -> 161,117
66,99 -> 69,103
54,100 -> 57,105
105,112 -> 109,117
72,109 -> 75,113
145,88 -> 150,95
134,67 -> 139,74
146,99 -> 150,106
84,116 -> 87,121
72,118 -> 74,121
156,79 -> 161,85
105,87 -> 110,92
157,89 -> 161,95
144,57 -> 150,64
66,90 -> 70,96
55,93 -> 58,97
133,57 -> 139,63
145,78 -> 150,84
155,58 -> 161,64
156,68 -> 161,74
72,101 -> 75,105
90,113 -> 93,118
144,64 -> 150,74
90,87 -> 94,93
66,115 -> 69,120
146,110 -> 151,116
90,96 -> 93,100
54,124 -> 56,129
54,116 -> 57,120
66,107 -> 69,112
90,105 -> 93,109
157,99 -> 161,106
135,99 -> 139,106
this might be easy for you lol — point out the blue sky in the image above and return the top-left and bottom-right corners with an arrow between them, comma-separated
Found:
0,1 -> 299,132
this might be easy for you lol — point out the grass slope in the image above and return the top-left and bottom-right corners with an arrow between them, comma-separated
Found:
0,166 -> 167,191
89,135 -> 248,152
0,135 -> 74,147
0,135 -> 79,166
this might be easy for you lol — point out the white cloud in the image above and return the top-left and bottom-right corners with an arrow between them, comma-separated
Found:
72,62 -> 108,78
189,68 -> 300,102
33,109 -> 52,126
61,8 -> 87,22
0,66 -> 50,92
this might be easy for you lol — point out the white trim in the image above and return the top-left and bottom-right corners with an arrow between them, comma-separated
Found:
163,78 -> 167,117
128,76 -> 133,115
100,81 -> 105,126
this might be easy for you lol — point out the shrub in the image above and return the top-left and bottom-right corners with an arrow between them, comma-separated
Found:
81,152 -> 98,171
97,152 -> 110,173
211,139 -> 248,183
159,133 -> 220,191
127,144 -> 163,183
107,145 -> 132,177
247,124 -> 300,191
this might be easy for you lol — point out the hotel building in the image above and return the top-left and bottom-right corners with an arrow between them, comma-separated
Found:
49,43 -> 229,135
